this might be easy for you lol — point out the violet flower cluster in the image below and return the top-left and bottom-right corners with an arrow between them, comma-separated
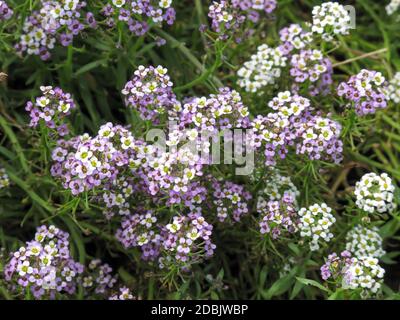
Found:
16,0 -> 92,60
210,178 -> 252,223
121,65 -> 180,123
0,0 -> 12,20
51,122 -> 135,195
320,251 -> 385,296
249,91 -> 343,166
337,69 -> 388,116
26,86 -> 75,136
208,0 -> 276,41
117,210 -> 216,268
289,49 -> 333,96
258,193 -> 298,239
81,259 -> 118,298
101,0 -> 176,36
4,225 -> 84,299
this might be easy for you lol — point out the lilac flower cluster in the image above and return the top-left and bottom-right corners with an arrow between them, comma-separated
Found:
258,193 -> 298,239
101,0 -> 176,36
116,210 -> 161,261
208,0 -> 276,41
337,69 -> 388,116
249,91 -> 343,165
117,210 -> 215,268
81,259 -> 118,296
320,250 -> 353,281
0,0 -> 12,20
290,49 -> 333,96
179,87 -> 249,132
16,1 -> 92,60
293,112 -> 343,163
51,122 -> 135,195
279,24 -> 313,55
160,213 -> 215,267
4,225 -> 84,299
26,86 -> 75,136
121,65 -> 180,123
210,178 -> 252,223
321,251 -> 385,297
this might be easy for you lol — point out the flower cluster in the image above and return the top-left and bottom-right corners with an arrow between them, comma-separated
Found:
16,1 -> 91,60
4,225 -> 84,299
109,287 -> 135,300
294,112 -> 343,164
116,210 -> 161,261
386,0 -> 400,15
279,24 -> 313,55
290,49 -> 333,96
311,2 -> 352,41
160,213 -> 215,267
0,167 -> 10,189
25,86 -> 75,136
81,259 -> 118,297
260,169 -> 299,202
237,44 -> 287,93
208,0 -> 277,41
210,178 -> 252,223
258,193 -> 298,239
249,92 -> 343,165
321,251 -> 385,297
354,172 -> 396,214
180,87 -> 249,131
0,0 -> 12,20
346,225 -> 385,258
122,65 -> 180,123
101,0 -> 176,36
320,250 -> 353,281
298,203 -> 336,251
51,123 -> 137,195
386,71 -> 400,103
337,69 -> 388,116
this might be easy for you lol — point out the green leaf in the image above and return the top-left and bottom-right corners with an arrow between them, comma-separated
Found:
296,277 -> 331,294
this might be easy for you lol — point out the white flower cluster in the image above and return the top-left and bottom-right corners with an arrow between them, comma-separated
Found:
237,44 -> 287,93
386,0 -> 400,15
344,256 -> 385,295
0,167 -> 10,189
298,203 -> 336,251
386,72 -> 400,103
354,172 -> 396,214
311,2 -> 352,40
261,169 -> 299,201
346,225 -> 385,258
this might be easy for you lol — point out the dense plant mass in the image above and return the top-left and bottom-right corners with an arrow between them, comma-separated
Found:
0,0 -> 400,300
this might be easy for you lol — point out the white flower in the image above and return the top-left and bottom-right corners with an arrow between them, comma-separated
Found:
112,0 -> 126,8
297,203 -> 335,251
346,225 -> 385,258
354,172 -> 396,214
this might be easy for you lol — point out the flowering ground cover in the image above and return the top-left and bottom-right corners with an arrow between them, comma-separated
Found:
0,0 -> 400,300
